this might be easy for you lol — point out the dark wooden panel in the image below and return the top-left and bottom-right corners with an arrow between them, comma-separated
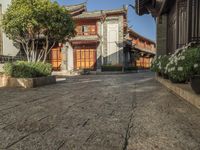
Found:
167,1 -> 177,53
177,0 -> 188,48
0,4 -> 2,55
189,0 -> 200,43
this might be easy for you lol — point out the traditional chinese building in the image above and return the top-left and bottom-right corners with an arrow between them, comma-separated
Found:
51,3 -> 129,71
135,0 -> 200,55
128,29 -> 156,68
0,1 -> 156,72
51,3 -> 156,72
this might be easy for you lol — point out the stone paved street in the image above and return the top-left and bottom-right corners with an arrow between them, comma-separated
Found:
0,73 -> 200,150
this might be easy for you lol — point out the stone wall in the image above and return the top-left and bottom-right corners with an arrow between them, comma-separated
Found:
96,21 -> 102,70
0,75 -> 56,88
156,14 -> 167,56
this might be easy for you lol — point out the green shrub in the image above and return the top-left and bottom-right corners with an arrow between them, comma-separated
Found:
101,65 -> 122,72
165,47 -> 199,83
160,55 -> 170,75
151,55 -> 169,75
3,61 -> 52,78
192,47 -> 200,75
150,56 -> 161,73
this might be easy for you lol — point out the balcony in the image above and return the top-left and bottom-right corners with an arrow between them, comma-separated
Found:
77,31 -> 97,36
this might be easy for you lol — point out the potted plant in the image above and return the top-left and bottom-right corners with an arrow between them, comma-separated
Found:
165,48 -> 190,83
191,64 -> 200,94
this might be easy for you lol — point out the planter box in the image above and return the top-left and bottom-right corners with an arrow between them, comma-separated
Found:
191,75 -> 200,94
101,66 -> 123,72
0,75 -> 56,88
156,76 -> 200,110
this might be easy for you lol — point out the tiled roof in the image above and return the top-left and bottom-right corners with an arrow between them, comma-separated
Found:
73,7 -> 127,19
135,45 -> 156,55
64,3 -> 86,12
73,11 -> 103,19
135,0 -> 150,15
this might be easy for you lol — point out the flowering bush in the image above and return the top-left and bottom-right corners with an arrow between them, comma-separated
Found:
151,56 -> 162,73
165,47 -> 199,83
151,55 -> 170,76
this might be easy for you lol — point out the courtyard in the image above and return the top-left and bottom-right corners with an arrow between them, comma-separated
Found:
0,72 -> 200,150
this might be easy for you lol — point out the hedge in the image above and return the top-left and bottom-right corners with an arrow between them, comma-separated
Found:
3,61 -> 52,78
101,65 -> 123,72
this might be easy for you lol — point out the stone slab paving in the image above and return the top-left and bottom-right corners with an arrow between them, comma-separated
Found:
0,73 -> 199,150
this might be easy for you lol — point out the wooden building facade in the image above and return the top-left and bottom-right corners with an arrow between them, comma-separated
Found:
50,3 -> 157,71
135,0 -> 200,54
127,29 -> 156,68
51,3 -> 129,71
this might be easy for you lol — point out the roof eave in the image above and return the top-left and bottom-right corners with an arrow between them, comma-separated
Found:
135,0 -> 167,17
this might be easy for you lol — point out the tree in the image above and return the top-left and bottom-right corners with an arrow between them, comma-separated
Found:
2,0 -> 75,62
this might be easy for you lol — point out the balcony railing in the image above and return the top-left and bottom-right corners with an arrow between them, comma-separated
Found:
77,32 -> 97,36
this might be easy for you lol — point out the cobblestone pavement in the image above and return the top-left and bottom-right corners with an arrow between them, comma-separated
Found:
0,73 -> 200,150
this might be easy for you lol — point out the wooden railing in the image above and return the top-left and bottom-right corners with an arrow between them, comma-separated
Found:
77,31 -> 97,36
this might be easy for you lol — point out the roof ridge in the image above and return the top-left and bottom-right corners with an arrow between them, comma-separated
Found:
64,2 -> 86,7
81,6 -> 126,14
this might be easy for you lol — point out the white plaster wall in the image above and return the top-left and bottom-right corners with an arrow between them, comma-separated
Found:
67,43 -> 74,71
1,0 -> 19,56
107,23 -> 119,64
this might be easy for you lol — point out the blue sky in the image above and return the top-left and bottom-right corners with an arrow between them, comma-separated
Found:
56,0 -> 156,41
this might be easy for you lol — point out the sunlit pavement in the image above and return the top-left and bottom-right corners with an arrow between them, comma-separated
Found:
0,72 -> 200,150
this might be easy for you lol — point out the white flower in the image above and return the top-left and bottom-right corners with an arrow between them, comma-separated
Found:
181,56 -> 185,60
194,64 -> 199,68
171,67 -> 175,71
178,67 -> 183,71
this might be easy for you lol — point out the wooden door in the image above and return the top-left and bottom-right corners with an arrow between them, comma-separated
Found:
74,48 -> 96,70
51,47 -> 62,71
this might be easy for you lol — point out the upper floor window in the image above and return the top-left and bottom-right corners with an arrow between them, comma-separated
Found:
76,25 -> 96,36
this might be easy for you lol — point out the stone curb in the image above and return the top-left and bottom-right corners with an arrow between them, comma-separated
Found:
0,75 -> 56,88
156,77 -> 200,109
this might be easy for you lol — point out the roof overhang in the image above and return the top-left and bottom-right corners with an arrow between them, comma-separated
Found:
135,0 -> 167,17
70,40 -> 99,45
134,45 -> 156,55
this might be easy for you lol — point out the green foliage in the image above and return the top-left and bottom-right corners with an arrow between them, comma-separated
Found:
150,56 -> 162,73
101,65 -> 123,72
3,61 -> 52,78
2,0 -> 75,62
165,47 -> 199,83
160,55 -> 170,75
192,47 -> 200,75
